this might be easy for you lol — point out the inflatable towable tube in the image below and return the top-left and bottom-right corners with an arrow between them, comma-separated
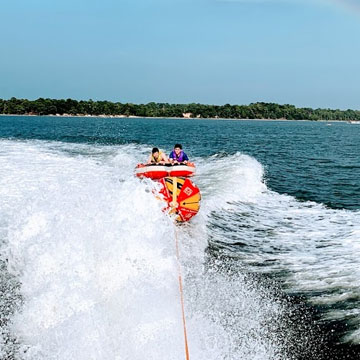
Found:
135,162 -> 195,180
135,162 -> 200,222
159,177 -> 201,222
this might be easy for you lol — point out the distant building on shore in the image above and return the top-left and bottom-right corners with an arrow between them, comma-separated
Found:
182,112 -> 192,118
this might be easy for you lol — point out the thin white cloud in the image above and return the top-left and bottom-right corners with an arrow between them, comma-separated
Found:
331,0 -> 360,10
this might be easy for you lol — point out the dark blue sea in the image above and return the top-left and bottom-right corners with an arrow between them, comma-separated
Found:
1,116 -> 360,359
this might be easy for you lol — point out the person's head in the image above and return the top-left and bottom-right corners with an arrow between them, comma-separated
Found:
174,144 -> 182,155
152,147 -> 159,157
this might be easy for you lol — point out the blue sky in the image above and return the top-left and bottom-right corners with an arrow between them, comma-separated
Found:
1,0 -> 360,109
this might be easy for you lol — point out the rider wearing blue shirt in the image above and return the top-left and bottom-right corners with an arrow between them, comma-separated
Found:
169,144 -> 189,164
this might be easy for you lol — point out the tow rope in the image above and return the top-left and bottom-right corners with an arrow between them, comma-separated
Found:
171,177 -> 190,360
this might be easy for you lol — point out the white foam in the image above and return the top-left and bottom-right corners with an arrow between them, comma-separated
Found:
0,141 -> 294,359
196,151 -> 360,344
1,141 -> 184,359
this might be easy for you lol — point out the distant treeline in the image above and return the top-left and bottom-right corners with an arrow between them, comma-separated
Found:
1,97 -> 360,121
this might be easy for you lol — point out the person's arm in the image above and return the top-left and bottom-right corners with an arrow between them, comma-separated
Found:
146,154 -> 153,164
168,151 -> 175,163
161,152 -> 169,163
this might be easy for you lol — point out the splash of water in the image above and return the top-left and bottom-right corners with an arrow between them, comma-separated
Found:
197,152 -> 360,345
0,140 -> 308,360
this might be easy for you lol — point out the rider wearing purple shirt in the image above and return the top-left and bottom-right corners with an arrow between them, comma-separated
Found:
169,144 -> 189,164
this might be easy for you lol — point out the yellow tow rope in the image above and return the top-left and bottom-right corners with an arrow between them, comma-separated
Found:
171,177 -> 190,360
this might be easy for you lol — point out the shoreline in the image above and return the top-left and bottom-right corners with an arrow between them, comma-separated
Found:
0,113 -> 358,123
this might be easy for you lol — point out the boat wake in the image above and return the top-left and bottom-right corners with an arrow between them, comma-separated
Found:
194,152 -> 360,346
0,140 -> 359,359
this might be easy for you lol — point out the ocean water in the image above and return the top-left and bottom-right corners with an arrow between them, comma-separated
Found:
0,116 -> 359,359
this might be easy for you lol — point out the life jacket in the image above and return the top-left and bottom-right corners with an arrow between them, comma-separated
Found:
171,150 -> 185,162
151,150 -> 164,163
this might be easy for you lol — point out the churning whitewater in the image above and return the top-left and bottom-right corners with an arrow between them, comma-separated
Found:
0,138 -> 359,359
